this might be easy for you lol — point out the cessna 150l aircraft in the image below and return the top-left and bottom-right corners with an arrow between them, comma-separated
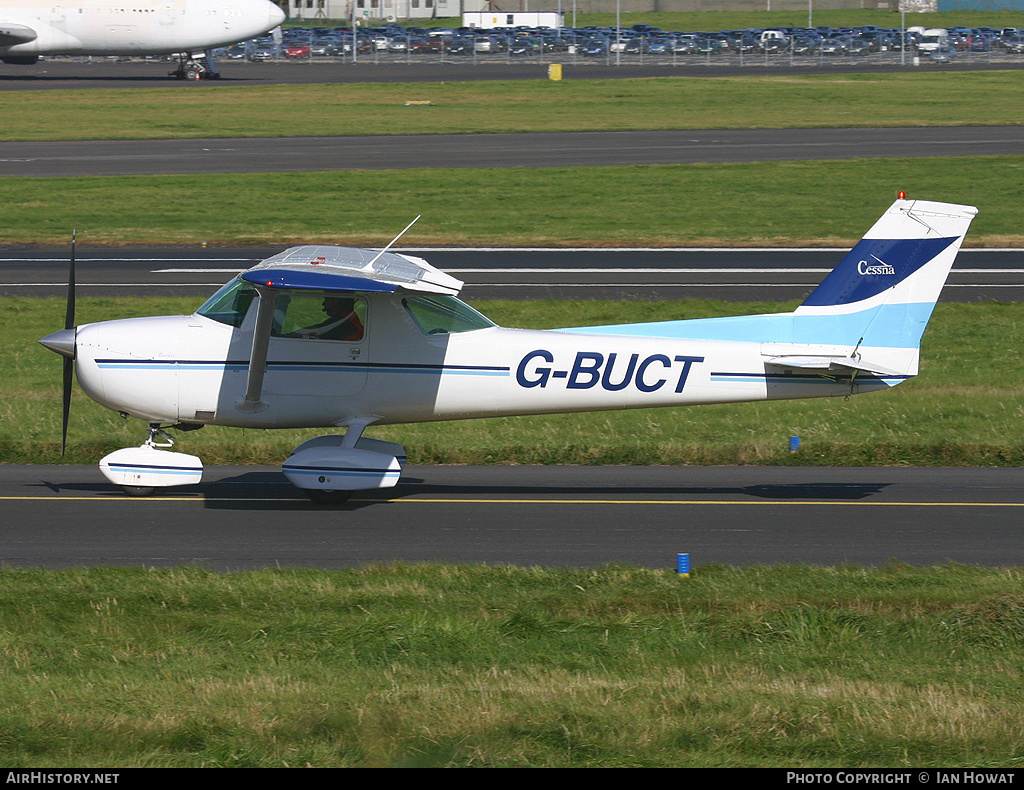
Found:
0,0 -> 285,79
39,197 -> 977,503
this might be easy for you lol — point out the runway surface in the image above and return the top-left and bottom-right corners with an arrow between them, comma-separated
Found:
3,59 -> 1023,89
3,244 -> 1022,301
3,465 -> 1022,571
4,126 -> 1024,176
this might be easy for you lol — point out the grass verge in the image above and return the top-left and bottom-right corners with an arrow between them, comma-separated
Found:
0,562 -> 1023,767
2,70 -> 1024,141
3,157 -> 1024,246
6,296 -> 1023,467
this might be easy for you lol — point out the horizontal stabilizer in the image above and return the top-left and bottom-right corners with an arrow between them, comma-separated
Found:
763,354 -> 905,378
0,23 -> 38,46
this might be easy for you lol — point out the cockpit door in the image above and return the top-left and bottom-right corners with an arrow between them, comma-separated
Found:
263,292 -> 369,397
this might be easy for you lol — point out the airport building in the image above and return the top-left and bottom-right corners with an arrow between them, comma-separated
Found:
286,0 -> 487,23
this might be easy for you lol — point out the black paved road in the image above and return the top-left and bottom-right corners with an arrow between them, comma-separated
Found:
3,465 -> 1022,571
2,244 -> 1021,301
3,126 -> 1023,177
3,58 -> 1023,88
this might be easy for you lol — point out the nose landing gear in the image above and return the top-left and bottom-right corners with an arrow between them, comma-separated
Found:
99,424 -> 204,497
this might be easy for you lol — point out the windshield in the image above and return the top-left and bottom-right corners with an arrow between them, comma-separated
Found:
195,277 -> 255,327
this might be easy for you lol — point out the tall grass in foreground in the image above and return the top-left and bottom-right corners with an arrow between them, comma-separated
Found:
0,563 -> 1022,767
3,297 -> 1022,466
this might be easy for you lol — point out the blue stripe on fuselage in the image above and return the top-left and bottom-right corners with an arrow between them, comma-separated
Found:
558,302 -> 936,349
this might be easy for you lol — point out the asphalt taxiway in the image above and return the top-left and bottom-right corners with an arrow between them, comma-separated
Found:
3,465 -> 1022,571
3,244 -> 1022,301
4,126 -> 1024,177
3,58 -> 1023,89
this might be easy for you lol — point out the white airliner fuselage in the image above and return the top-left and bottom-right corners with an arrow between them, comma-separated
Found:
0,0 -> 284,59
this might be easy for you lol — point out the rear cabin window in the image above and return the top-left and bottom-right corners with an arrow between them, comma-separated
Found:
402,295 -> 495,335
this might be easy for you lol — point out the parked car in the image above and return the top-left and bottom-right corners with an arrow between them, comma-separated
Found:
1004,34 -> 1024,53
924,44 -> 958,63
820,37 -> 850,55
247,45 -> 277,61
792,36 -> 819,56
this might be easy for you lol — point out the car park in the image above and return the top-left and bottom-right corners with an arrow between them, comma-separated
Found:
200,18 -> 1024,69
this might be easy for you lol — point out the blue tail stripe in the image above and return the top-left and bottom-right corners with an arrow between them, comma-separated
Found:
800,236 -> 957,307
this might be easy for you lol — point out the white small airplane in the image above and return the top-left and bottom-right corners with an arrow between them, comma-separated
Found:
39,196 -> 977,503
0,0 -> 285,79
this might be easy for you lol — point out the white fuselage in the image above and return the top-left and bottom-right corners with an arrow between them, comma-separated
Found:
0,0 -> 284,56
71,292 -> 899,430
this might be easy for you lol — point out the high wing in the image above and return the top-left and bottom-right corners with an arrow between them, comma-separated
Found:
236,245 -> 465,414
243,244 -> 464,296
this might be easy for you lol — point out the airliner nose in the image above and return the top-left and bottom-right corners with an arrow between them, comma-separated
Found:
39,328 -> 76,359
268,1 -> 286,27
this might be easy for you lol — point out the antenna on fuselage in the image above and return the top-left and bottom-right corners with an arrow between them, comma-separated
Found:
365,215 -> 421,269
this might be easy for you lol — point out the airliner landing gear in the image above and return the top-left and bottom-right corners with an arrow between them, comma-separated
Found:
170,51 -> 221,81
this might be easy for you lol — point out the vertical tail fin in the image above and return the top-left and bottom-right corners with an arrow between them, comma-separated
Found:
793,198 -> 978,353
557,197 -> 977,381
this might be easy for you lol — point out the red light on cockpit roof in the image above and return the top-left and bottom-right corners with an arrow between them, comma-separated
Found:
897,190 -> 906,200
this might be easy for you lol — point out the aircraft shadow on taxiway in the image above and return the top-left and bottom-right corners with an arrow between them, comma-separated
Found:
37,470 -> 892,511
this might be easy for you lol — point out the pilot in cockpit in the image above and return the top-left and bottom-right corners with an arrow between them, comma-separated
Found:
302,296 -> 365,341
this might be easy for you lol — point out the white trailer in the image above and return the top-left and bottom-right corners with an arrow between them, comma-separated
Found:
463,12 -> 564,29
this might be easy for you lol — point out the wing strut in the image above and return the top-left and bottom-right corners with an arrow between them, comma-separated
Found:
236,285 -> 276,413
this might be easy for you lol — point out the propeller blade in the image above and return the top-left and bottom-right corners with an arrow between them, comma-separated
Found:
64,229 -> 76,330
61,230 -> 76,455
61,356 -> 73,456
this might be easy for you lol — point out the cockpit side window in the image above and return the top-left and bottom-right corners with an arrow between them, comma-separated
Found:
272,293 -> 366,342
195,277 -> 256,327
402,295 -> 495,335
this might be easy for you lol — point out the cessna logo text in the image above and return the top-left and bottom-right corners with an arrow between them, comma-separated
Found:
858,259 -> 895,276
517,350 -> 704,393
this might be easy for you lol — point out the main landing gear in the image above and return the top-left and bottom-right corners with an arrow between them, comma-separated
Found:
99,423 -> 406,506
170,51 -> 221,81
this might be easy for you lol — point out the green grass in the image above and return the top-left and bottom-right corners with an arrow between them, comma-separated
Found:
7,297 -> 1024,467
2,70 -> 1024,141
3,156 -> 1024,246
2,41 -> 1023,766
0,562 -> 1023,767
